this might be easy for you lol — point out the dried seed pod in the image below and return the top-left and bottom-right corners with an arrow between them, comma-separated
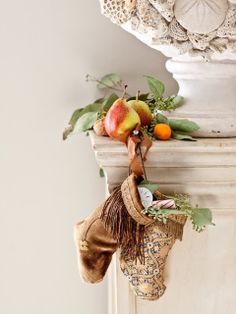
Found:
125,0 -> 137,11
168,18 -> 188,41
99,0 -> 136,25
148,0 -> 175,22
188,31 -> 217,50
136,0 -> 163,28
217,6 -> 236,38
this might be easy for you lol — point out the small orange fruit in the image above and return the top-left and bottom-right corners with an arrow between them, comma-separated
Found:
153,123 -> 172,140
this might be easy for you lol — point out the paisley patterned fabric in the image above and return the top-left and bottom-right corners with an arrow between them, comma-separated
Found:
120,223 -> 176,300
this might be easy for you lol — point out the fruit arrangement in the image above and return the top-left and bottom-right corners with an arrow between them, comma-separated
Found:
63,73 -> 200,142
65,73 -> 214,233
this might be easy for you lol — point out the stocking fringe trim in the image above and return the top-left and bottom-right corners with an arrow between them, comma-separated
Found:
100,185 -> 145,263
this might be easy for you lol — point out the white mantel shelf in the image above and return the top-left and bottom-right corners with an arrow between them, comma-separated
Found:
90,132 -> 236,210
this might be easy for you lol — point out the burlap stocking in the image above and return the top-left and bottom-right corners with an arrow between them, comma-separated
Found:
120,223 -> 176,300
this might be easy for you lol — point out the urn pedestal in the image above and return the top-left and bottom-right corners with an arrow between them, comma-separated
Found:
90,132 -> 236,314
166,59 -> 236,137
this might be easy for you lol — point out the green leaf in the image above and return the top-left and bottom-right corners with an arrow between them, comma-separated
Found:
70,103 -> 102,129
103,93 -> 119,112
127,93 -> 149,101
82,103 -> 103,114
155,113 -> 169,124
144,75 -> 165,100
73,112 -> 98,133
63,109 -> 84,140
139,180 -> 159,194
169,119 -> 200,133
138,93 -> 150,101
99,168 -> 105,178
157,209 -> 187,216
191,208 -> 214,230
64,102 -> 103,140
94,97 -> 105,104
172,132 -> 196,141
97,73 -> 122,89
69,108 -> 84,127
63,125 -> 73,140
172,95 -> 183,107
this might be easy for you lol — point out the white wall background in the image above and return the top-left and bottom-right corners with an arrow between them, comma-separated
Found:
0,1 -> 177,314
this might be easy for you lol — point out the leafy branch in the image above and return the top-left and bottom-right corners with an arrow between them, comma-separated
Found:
144,75 -> 183,112
143,193 -> 215,232
86,73 -> 131,97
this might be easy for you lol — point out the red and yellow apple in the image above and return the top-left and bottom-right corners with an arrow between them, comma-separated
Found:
127,99 -> 152,126
104,98 -> 141,142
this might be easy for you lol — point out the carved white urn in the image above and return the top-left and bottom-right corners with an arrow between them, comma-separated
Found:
99,0 -> 236,137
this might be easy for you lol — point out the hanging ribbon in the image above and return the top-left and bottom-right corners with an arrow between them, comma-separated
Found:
127,127 -> 152,178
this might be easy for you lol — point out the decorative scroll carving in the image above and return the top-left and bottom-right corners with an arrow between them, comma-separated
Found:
99,0 -> 236,58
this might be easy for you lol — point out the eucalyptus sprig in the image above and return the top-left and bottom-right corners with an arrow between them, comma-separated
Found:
144,76 -> 183,112
143,193 -> 214,233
